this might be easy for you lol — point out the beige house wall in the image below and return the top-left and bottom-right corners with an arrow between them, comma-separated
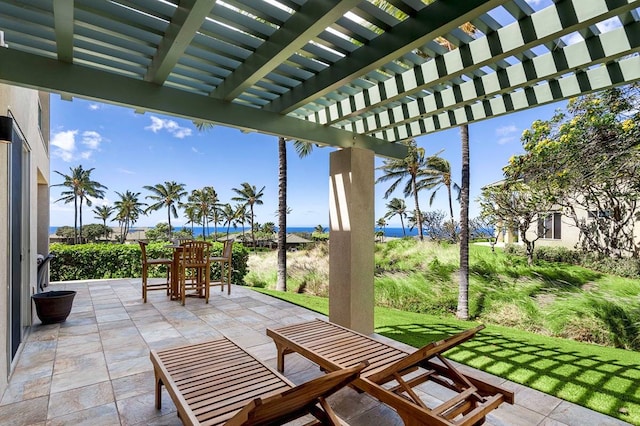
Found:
0,84 -> 50,396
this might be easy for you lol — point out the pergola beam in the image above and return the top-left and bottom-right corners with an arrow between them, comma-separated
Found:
343,20 -> 639,135
305,0 -> 639,127
263,0 -> 509,115
145,0 -> 216,85
53,0 -> 74,62
210,0 -> 361,101
367,55 -> 640,141
0,47 -> 407,158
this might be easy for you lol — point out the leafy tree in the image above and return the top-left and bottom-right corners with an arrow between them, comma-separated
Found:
314,224 -> 326,234
81,224 -> 111,242
53,165 -> 107,244
384,198 -> 408,236
147,222 -> 193,242
469,217 -> 495,241
220,203 -> 236,238
376,217 -> 387,242
261,222 -> 276,234
93,205 -> 115,240
232,182 -> 265,252
114,190 -> 146,243
376,140 -> 429,241
510,84 -> 640,258
55,226 -> 76,240
479,181 -> 552,266
143,181 -> 187,239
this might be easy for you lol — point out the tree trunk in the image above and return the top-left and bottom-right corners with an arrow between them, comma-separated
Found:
250,204 -> 256,252
457,124 -> 470,320
73,197 -> 78,244
79,197 -> 84,244
167,207 -> 172,239
276,137 -> 287,292
412,177 -> 424,241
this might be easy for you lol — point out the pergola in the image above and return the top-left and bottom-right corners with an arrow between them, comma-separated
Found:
0,0 -> 638,333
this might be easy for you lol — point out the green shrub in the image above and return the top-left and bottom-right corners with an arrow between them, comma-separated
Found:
49,242 -> 249,284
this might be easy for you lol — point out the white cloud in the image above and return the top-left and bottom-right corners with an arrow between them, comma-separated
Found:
191,146 -> 199,153
145,115 -> 192,138
117,168 -> 135,175
51,130 -> 77,162
495,125 -> 519,145
82,130 -> 103,149
496,125 -> 518,137
51,129 -> 102,162
88,104 -> 100,111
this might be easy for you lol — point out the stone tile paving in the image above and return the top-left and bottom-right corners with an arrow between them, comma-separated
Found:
0,279 -> 631,426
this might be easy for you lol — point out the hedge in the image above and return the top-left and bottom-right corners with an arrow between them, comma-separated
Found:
48,242 -> 249,284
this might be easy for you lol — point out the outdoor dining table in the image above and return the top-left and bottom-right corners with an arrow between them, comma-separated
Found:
165,244 -> 182,300
165,243 -> 208,301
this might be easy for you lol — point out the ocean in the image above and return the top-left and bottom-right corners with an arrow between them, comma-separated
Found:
49,226 -> 419,238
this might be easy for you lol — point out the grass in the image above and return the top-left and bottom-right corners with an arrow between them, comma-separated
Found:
254,288 -> 640,424
246,240 -> 640,350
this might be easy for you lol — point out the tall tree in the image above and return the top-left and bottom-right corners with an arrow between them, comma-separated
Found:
384,198 -> 408,237
220,203 -> 236,238
92,205 -> 115,240
423,155 -> 460,222
277,137 -> 287,291
231,182 -> 265,251
185,186 -> 218,239
53,165 -> 107,244
457,126 -> 471,319
143,181 -> 187,239
114,190 -> 146,243
376,140 -> 429,240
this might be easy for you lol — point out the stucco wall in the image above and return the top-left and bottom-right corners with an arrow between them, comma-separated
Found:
0,84 -> 49,396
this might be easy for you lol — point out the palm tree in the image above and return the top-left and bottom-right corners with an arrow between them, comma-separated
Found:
423,155 -> 460,220
233,203 -> 250,239
114,190 -> 146,243
232,182 -> 265,252
376,217 -> 387,242
183,204 -> 198,238
376,140 -> 429,240
53,165 -> 107,244
143,181 -> 187,239
220,203 -> 236,238
186,186 -> 217,239
314,224 -> 326,234
458,125 -> 471,320
92,205 -> 115,240
384,198 -> 408,236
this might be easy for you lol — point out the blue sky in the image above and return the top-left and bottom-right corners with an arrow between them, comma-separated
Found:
48,96 -> 562,228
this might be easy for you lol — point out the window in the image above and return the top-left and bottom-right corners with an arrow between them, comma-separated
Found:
537,212 -> 562,240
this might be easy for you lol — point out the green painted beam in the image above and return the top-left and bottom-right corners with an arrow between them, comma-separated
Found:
369,56 -> 640,141
307,0 -> 639,127
0,48 -> 407,159
145,0 -> 216,85
210,0 -> 361,101
53,0 -> 74,63
353,20 -> 640,134
263,0 -> 509,115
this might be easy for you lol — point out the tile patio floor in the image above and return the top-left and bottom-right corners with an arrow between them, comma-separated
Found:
0,279 -> 631,426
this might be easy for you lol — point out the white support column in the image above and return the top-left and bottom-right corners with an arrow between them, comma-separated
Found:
328,147 -> 374,335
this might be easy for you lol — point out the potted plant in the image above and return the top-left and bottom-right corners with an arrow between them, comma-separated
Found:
31,254 -> 76,324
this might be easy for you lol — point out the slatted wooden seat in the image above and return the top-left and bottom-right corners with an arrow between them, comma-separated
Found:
150,337 -> 366,426
267,319 -> 514,426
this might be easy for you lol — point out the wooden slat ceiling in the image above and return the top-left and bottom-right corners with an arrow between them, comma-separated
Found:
0,0 -> 638,158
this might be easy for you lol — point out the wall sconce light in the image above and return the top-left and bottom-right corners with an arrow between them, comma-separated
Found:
0,116 -> 13,143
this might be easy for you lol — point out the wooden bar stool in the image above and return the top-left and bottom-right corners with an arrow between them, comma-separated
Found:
139,241 -> 172,303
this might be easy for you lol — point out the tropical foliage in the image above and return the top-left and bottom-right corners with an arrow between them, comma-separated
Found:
143,181 -> 187,239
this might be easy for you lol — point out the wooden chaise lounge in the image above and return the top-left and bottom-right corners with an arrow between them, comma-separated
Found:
150,337 -> 367,425
267,319 -> 514,426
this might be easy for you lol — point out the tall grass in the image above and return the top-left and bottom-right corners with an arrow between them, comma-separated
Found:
244,239 -> 640,349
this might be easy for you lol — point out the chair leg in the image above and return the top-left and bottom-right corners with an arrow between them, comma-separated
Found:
226,261 -> 231,295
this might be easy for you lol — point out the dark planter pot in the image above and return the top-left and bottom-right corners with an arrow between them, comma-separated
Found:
31,291 -> 76,324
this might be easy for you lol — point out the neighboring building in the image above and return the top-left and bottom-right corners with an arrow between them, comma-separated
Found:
0,83 -> 50,396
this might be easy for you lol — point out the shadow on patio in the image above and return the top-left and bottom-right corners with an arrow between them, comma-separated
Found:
0,279 -> 631,425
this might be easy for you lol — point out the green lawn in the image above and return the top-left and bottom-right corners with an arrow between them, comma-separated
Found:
254,288 -> 640,424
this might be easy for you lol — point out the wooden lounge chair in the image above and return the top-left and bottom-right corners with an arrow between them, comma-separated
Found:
150,336 -> 367,426
267,319 -> 514,426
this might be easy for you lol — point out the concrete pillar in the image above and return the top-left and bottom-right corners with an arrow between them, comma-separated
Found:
328,148 -> 374,335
